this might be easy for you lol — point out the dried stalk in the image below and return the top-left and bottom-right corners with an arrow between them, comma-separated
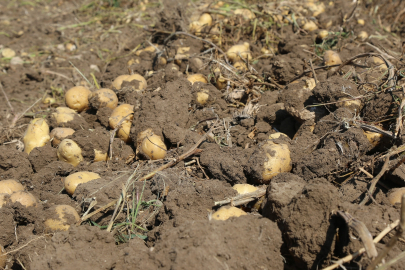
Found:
214,186 -> 266,207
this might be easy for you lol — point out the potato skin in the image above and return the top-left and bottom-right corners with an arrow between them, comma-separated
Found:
9,191 -> 38,207
50,127 -> 75,147
57,139 -> 83,167
212,206 -> 247,220
65,86 -> 91,112
44,205 -> 80,231
141,134 -> 167,160
52,107 -> 77,124
64,171 -> 100,195
112,74 -> 147,90
109,104 -> 134,143
0,179 -> 24,195
23,118 -> 50,154
89,88 -> 118,110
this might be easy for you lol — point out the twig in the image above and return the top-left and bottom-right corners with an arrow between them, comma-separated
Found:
322,219 -> 400,270
136,120 -> 219,182
41,69 -> 72,81
309,59 -> 318,84
214,186 -> 266,206
338,211 -> 378,258
80,199 -> 118,223
367,195 -> 405,270
10,97 -> 42,128
360,156 -> 390,206
69,61 -> 93,87
0,82 -> 14,113
376,250 -> 405,270
2,234 -> 53,255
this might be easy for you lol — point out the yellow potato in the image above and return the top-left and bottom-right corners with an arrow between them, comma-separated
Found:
216,76 -> 227,90
226,42 -> 252,63
112,74 -> 147,91
109,104 -> 134,143
50,127 -> 75,147
196,91 -> 210,105
212,206 -> 247,220
363,131 -> 383,148
57,139 -> 83,167
23,118 -> 50,154
9,191 -> 38,207
141,134 -> 167,160
336,98 -> 361,112
317,30 -> 329,40
388,188 -> 405,205
233,61 -> 247,71
372,56 -> 388,70
268,132 -> 289,140
357,19 -> 365,25
0,179 -> 24,195
89,88 -> 118,110
187,74 -> 208,84
94,149 -> 108,162
303,20 -> 318,31
52,107 -> 77,124
64,171 -> 101,196
233,184 -> 258,194
65,86 -> 92,112
135,44 -> 158,56
358,31 -> 368,41
44,205 -> 81,231
189,13 -> 212,33
262,142 -> 292,182
234,9 -> 255,19
324,50 -> 342,66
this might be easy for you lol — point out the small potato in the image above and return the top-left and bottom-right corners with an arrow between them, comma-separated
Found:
216,76 -> 227,90
262,142 -> 292,182
358,31 -> 368,41
64,171 -> 101,196
363,131 -> 383,148
94,149 -> 108,162
189,13 -> 212,34
109,104 -> 134,143
233,184 -> 258,194
317,30 -> 329,40
336,98 -> 362,112
303,20 -> 318,31
234,9 -> 255,19
233,61 -> 247,72
388,188 -> 405,205
268,132 -> 289,140
23,118 -> 50,154
187,74 -> 208,84
89,88 -> 118,110
196,91 -> 210,105
52,107 -> 77,124
212,206 -> 247,220
57,139 -> 83,167
9,191 -> 38,207
50,128 -> 75,147
0,179 -> 24,195
44,205 -> 81,231
357,19 -> 365,25
226,42 -> 252,63
372,56 -> 388,71
323,50 -> 342,66
112,74 -> 147,91
135,44 -> 158,56
65,86 -> 92,112
141,133 -> 167,160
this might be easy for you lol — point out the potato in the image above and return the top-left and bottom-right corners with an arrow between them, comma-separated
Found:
50,128 -> 75,147
0,194 -> 7,208
112,74 -> 147,91
196,91 -> 210,105
336,98 -> 361,112
234,9 -> 255,19
0,245 -> 6,269
189,13 -> 213,34
388,188 -> 405,205
233,184 -> 258,194
43,97 -> 56,105
9,191 -> 38,207
262,142 -> 292,182
57,139 -> 83,167
303,20 -> 318,31
364,131 -> 383,147
357,19 -> 365,25
141,133 -> 167,160
317,30 -> 329,40
0,179 -> 24,195
358,31 -> 368,41
268,132 -> 289,140
52,107 -> 77,124
226,42 -> 252,63
212,206 -> 247,220
88,88 -> 118,110
23,118 -> 50,154
44,205 -> 81,231
372,56 -> 387,70
324,50 -> 342,66
65,86 -> 91,112
64,171 -> 101,196
216,76 -> 227,90
233,61 -> 247,71
2,48 -> 16,58
109,104 -> 134,143
94,149 -> 108,162
135,44 -> 158,56
187,74 -> 208,84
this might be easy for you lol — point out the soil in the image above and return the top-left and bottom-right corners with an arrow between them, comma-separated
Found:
1,0 -> 405,269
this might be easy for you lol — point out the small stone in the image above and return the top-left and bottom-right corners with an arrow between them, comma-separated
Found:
90,64 -> 100,73
10,56 -> 23,65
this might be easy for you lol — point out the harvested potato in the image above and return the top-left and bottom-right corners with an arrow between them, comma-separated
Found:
323,50 -> 342,66
141,133 -> 167,160
358,31 -> 368,41
0,179 -> 24,194
135,44 -> 158,56
65,86 -> 92,112
388,188 -> 405,205
9,191 -> 38,207
23,118 -> 50,154
233,61 -> 247,72
269,132 -> 289,140
43,97 -> 56,105
303,20 -> 318,31
226,42 -> 252,62
336,98 -> 362,112
357,19 -> 365,25
109,104 -> 134,143
189,13 -> 213,34
0,245 -> 6,269
196,90 -> 210,105
0,194 -> 6,208
57,139 -> 83,167
233,184 -> 258,194
2,48 -> 16,58
187,74 -> 208,84
372,56 -> 388,70
52,107 -> 77,124
317,30 -> 329,40
234,8 -> 255,19
44,205 -> 81,231
94,149 -> 108,162
212,206 -> 247,220
216,75 -> 227,90
363,130 -> 383,148
89,88 -> 118,110
112,74 -> 147,91
64,171 -> 100,195
50,127 -> 75,147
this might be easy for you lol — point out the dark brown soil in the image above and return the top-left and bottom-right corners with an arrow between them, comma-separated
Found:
1,0 -> 405,269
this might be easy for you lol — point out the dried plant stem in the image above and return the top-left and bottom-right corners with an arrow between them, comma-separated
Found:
80,199 -> 118,223
0,82 -> 14,113
322,219 -> 400,270
360,156 -> 390,206
2,234 -> 53,256
214,186 -> 266,207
